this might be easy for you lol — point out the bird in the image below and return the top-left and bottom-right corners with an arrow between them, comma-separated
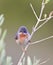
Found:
15,26 -> 31,52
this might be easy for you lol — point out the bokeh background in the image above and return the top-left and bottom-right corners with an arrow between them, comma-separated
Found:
0,0 -> 53,65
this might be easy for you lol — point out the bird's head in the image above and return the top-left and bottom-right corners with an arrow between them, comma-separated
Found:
15,26 -> 30,43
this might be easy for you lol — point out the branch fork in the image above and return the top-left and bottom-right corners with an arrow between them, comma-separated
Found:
17,0 -> 53,65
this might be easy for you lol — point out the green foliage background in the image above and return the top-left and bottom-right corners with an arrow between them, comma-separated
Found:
0,0 -> 53,65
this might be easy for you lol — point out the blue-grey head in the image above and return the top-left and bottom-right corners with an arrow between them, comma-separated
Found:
15,26 -> 30,40
18,26 -> 28,33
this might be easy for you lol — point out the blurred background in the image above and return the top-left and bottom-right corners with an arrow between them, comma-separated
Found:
0,0 -> 53,65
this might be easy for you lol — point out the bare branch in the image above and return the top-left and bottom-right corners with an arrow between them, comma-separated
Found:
35,16 -> 52,32
39,58 -> 50,65
40,17 -> 47,21
39,0 -> 45,19
17,44 -> 30,65
31,0 -> 45,37
34,0 -> 45,30
30,36 -> 53,45
40,15 -> 53,22
17,26 -> 53,65
17,0 -> 53,65
30,3 -> 38,20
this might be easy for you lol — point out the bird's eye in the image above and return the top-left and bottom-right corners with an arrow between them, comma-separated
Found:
20,30 -> 23,32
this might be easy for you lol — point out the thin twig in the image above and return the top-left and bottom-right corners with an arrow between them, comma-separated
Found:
30,3 -> 38,20
17,44 -> 29,65
40,18 -> 47,21
39,58 -> 50,65
34,0 -> 45,29
33,16 -> 53,35
39,0 -> 45,19
30,36 -> 53,45
35,16 -> 51,32
40,15 -> 53,21
30,0 -> 45,38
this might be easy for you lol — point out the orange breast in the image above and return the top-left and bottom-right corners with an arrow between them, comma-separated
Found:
20,34 -> 27,38
19,34 -> 28,43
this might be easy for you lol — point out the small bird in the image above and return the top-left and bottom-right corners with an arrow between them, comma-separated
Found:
15,26 -> 31,52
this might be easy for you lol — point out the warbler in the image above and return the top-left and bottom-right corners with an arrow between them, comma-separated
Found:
15,26 -> 31,51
